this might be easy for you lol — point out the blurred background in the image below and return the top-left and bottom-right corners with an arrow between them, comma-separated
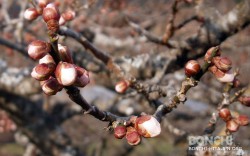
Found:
0,0 -> 250,155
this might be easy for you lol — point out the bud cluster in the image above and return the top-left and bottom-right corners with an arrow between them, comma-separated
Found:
24,1 -> 76,36
204,47 -> 235,83
28,40 -> 90,95
218,108 -> 249,133
113,115 -> 161,146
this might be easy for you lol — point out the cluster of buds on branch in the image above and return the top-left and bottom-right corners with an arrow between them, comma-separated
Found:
26,1 -> 89,95
113,115 -> 161,145
219,108 -> 249,133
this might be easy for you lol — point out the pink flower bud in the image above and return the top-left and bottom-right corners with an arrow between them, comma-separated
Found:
37,0 -> 48,8
114,125 -> 127,139
28,40 -> 51,60
126,127 -> 141,146
217,70 -> 235,83
39,54 -> 55,65
238,96 -> 250,107
115,80 -> 130,93
58,44 -> 73,63
24,8 -> 39,21
226,119 -> 239,133
236,115 -> 249,126
135,115 -> 161,138
73,66 -> 90,87
204,47 -> 221,62
42,3 -> 60,22
61,10 -> 76,21
31,63 -> 56,81
212,56 -> 232,72
55,62 -> 77,86
185,60 -> 200,77
218,108 -> 232,122
41,77 -> 63,95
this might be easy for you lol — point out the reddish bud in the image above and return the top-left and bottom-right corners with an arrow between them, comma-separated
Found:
212,56 -> 232,71
73,66 -> 90,87
41,77 -> 63,95
126,127 -> 141,146
204,47 -> 221,62
39,54 -> 55,65
184,60 -> 200,77
42,3 -> 60,22
58,44 -> 73,63
135,115 -> 161,138
218,108 -> 232,122
236,115 -> 249,126
238,96 -> 250,107
59,16 -> 66,25
61,10 -> 76,21
226,119 -> 239,133
55,62 -> 77,86
114,125 -> 127,139
31,63 -> 56,81
24,8 -> 39,20
28,40 -> 51,60
115,80 -> 130,93
209,66 -> 234,83
37,0 -> 48,8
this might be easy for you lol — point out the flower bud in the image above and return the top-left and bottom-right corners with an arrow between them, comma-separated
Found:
114,125 -> 127,139
204,47 -> 221,62
59,16 -> 66,25
28,40 -> 51,60
238,96 -> 250,107
24,8 -> 39,21
135,115 -> 161,138
236,115 -> 249,126
126,127 -> 141,146
218,108 -> 232,122
73,66 -> 90,87
226,119 -> 239,133
58,44 -> 73,63
37,0 -> 48,8
31,63 -> 56,81
115,80 -> 130,93
39,54 -> 55,65
217,70 -> 235,83
212,56 -> 232,71
55,62 -> 77,86
61,10 -> 76,21
41,77 -> 63,95
42,3 -> 60,22
184,60 -> 200,77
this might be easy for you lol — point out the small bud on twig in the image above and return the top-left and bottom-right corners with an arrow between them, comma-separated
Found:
24,8 -> 39,21
31,63 -> 56,81
41,77 -> 62,95
28,40 -> 51,60
126,127 -> 141,146
226,119 -> 239,133
212,56 -> 232,72
236,115 -> 249,126
218,108 -> 232,122
115,80 -> 130,93
185,60 -> 200,77
238,96 -> 250,107
73,66 -> 90,87
114,125 -> 127,139
55,62 -> 77,86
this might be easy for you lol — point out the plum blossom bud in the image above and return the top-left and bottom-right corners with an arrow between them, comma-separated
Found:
115,80 -> 130,93
204,47 -> 221,62
135,115 -> 161,138
185,60 -> 200,77
114,125 -> 127,139
61,10 -> 76,21
39,54 -> 55,65
41,77 -> 62,95
226,119 -> 239,133
31,63 -> 56,81
55,62 -> 77,86
212,56 -> 232,71
59,16 -> 66,25
236,115 -> 249,126
73,66 -> 90,87
24,8 -> 39,21
58,44 -> 73,63
218,108 -> 232,122
238,96 -> 250,107
37,0 -> 48,8
126,127 -> 141,146
42,3 -> 60,22
217,70 -> 235,83
28,40 -> 51,60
